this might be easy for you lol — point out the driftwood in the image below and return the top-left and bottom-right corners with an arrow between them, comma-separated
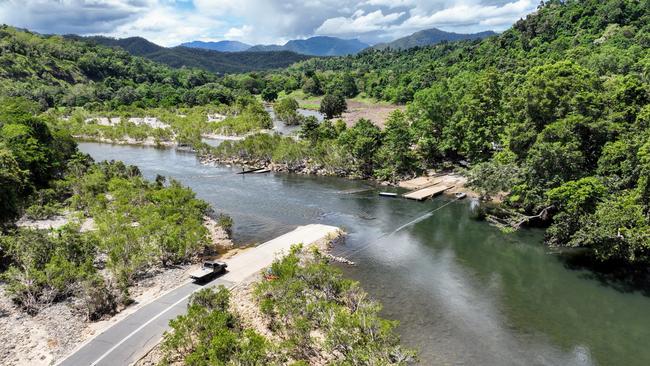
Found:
485,206 -> 553,230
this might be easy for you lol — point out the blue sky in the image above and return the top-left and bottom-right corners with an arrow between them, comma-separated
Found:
0,0 -> 538,46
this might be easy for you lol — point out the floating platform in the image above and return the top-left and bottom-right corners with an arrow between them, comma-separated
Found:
403,185 -> 451,201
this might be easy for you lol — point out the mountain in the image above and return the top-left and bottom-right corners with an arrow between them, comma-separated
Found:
248,36 -> 369,56
180,40 -> 251,52
68,35 -> 312,74
372,28 -> 496,51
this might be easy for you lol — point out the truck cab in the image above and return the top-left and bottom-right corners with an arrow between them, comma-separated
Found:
189,260 -> 228,282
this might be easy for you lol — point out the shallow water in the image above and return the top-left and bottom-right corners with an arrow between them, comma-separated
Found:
79,142 -> 650,366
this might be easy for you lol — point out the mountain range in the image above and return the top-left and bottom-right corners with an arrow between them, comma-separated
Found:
372,28 -> 496,51
179,40 -> 251,52
68,35 -> 311,74
247,36 -> 369,56
67,27 -> 498,74
180,29 -> 496,56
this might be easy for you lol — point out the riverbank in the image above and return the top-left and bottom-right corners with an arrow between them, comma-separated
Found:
0,216 -> 235,366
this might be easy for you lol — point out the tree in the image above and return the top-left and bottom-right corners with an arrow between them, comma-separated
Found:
545,177 -> 607,246
299,116 -> 320,142
261,87 -> 278,102
274,97 -> 302,125
319,93 -> 347,119
408,82 -> 452,163
374,110 -> 417,180
570,192 -> 650,263
0,147 -> 27,223
337,119 -> 382,176
302,76 -> 322,96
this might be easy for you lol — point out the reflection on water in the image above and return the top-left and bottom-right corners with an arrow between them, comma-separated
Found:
79,142 -> 650,366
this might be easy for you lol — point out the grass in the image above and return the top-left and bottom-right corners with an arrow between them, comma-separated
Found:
280,90 -> 397,111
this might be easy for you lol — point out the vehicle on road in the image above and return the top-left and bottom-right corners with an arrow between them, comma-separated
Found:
190,260 -> 228,281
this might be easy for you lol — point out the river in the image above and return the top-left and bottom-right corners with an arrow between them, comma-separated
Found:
78,142 -> 650,366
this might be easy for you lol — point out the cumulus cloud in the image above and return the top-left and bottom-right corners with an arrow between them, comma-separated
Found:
0,0 -> 538,46
316,10 -> 404,35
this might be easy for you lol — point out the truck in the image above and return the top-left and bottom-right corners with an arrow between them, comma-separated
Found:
189,260 -> 228,281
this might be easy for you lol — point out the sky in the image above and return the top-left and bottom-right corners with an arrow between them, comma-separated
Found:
0,0 -> 539,46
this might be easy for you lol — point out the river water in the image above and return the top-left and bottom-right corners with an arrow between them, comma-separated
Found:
78,142 -> 650,366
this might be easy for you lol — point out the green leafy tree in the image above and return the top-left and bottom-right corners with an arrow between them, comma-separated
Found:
260,87 -> 278,102
299,116 -> 320,142
319,93 -> 347,119
274,97 -> 302,125
374,110 -> 417,180
337,119 -> 382,177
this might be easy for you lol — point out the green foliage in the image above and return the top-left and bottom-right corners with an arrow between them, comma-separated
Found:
261,87 -> 279,102
254,245 -> 416,364
217,213 -> 234,237
161,286 -> 273,366
374,110 -> 417,181
0,97 -> 78,223
1,225 -> 97,313
212,101 -> 272,135
0,26 -> 242,110
338,119 -> 382,177
274,97 -> 302,125
0,146 -> 28,222
570,192 -> 650,263
90,172 -> 209,293
298,116 -> 320,142
319,93 -> 347,119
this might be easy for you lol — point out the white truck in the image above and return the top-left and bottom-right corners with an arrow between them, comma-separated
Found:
189,260 -> 228,281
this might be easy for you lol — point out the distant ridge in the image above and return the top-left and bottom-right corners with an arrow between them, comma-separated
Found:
180,40 -> 251,52
66,35 -> 312,74
248,36 -> 369,56
373,28 -> 496,51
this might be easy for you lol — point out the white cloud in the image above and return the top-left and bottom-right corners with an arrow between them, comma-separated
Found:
401,0 -> 535,30
0,0 -> 538,46
224,25 -> 253,40
316,9 -> 404,35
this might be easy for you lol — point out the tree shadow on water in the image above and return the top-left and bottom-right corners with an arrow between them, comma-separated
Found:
559,250 -> 650,297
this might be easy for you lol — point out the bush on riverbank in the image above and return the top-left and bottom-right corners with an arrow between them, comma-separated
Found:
160,246 -> 416,365
161,286 -> 273,366
255,245 -> 416,364
49,97 -> 272,148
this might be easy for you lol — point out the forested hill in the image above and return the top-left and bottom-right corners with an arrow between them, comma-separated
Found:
0,25 -> 238,109
67,35 -> 312,74
372,28 -> 496,51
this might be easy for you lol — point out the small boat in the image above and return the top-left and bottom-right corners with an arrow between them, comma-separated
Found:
379,192 -> 398,197
454,192 -> 467,199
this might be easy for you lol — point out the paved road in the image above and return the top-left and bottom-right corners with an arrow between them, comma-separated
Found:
57,224 -> 340,366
